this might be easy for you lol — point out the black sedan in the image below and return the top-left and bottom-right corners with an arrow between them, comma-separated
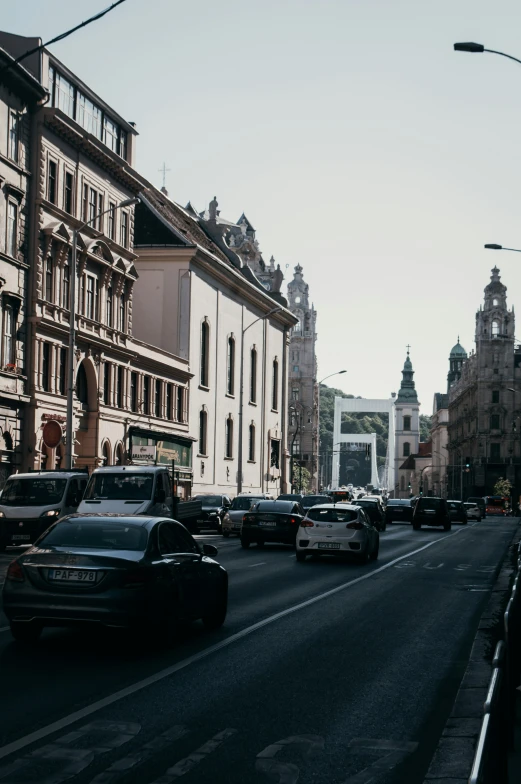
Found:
2,515 -> 228,644
192,494 -> 231,532
351,498 -> 386,531
385,499 -> 414,525
447,500 -> 468,525
241,500 -> 304,548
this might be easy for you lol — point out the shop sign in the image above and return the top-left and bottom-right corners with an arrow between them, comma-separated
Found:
42,413 -> 67,423
131,444 -> 157,462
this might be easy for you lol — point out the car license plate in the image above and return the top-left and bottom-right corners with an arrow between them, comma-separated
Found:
425,510 -> 435,514
11,535 -> 31,540
318,542 -> 341,549
259,521 -> 276,526
48,569 -> 98,583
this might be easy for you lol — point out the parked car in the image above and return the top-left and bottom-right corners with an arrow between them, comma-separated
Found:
2,515 -> 228,643
447,500 -> 468,525
301,494 -> 332,511
223,494 -> 273,537
296,504 -> 379,564
385,499 -> 414,525
0,470 -> 88,552
467,497 -> 486,519
464,502 -> 482,522
349,497 -> 386,531
277,493 -> 305,503
191,494 -> 231,532
412,497 -> 451,531
241,500 -> 304,548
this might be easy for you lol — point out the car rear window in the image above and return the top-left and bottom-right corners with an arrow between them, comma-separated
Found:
302,495 -> 331,507
386,500 -> 411,506
38,521 -> 148,551
253,501 -> 293,512
448,502 -> 461,509
418,498 -> 442,511
230,497 -> 259,510
307,508 -> 358,523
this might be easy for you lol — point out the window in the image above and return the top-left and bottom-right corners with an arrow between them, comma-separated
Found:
6,201 -> 17,258
492,320 -> 500,336
490,414 -> 500,430
42,342 -> 50,391
104,116 -> 118,152
45,257 -> 54,302
493,298 -> 499,307
130,371 -> 137,412
48,160 -> 57,204
403,416 -> 411,431
177,386 -> 184,422
59,347 -> 67,396
272,359 -> 279,410
403,442 -> 410,457
292,321 -> 301,334
120,211 -> 128,248
117,365 -> 124,409
250,348 -> 257,403
248,423 -> 255,462
119,285 -> 126,331
64,172 -> 73,214
199,409 -> 208,455
292,387 -> 299,402
106,286 -> 113,327
225,415 -> 233,458
119,129 -> 128,161
77,93 -> 101,138
143,376 -> 150,414
155,379 -> 162,417
291,437 -> 300,456
85,276 -> 96,319
54,71 -> 75,118
88,187 -> 97,224
166,384 -> 173,420
103,362 -> 110,404
492,390 -> 500,404
200,321 -> 209,386
62,255 -> 70,309
107,202 -> 116,240
8,111 -> 19,163
227,336 -> 235,395
490,443 -> 501,461
270,440 -> 280,469
3,306 -> 14,366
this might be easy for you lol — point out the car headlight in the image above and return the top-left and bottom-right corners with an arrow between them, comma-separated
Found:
209,511 -> 217,516
0,511 -> 5,518
41,509 -> 61,518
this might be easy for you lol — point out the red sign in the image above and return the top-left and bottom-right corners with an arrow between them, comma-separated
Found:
42,413 -> 67,422
42,420 -> 63,449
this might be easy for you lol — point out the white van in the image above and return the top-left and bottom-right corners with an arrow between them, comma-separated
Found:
77,465 -> 173,517
0,470 -> 88,551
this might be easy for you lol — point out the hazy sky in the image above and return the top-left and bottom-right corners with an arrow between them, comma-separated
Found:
4,0 -> 521,415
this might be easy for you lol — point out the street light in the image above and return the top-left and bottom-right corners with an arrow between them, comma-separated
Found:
237,307 -> 282,494
485,244 -> 521,253
65,196 -> 140,469
318,370 -> 347,385
454,42 -> 521,66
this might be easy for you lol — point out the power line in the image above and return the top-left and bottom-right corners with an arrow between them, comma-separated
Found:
1,0 -> 131,77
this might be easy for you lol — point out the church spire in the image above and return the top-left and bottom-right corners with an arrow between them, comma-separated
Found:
396,347 -> 418,403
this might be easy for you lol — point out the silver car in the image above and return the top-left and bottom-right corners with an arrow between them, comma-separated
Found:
296,504 -> 379,564
223,494 -> 274,537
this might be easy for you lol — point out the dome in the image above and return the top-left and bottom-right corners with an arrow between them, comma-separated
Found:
449,339 -> 467,358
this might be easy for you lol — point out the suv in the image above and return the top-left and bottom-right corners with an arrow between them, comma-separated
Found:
412,497 -> 451,531
192,494 -> 231,532
447,500 -> 468,525
467,497 -> 486,519
352,497 -> 386,531
385,499 -> 413,524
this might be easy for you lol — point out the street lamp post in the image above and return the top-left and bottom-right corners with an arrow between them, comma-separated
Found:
237,307 -> 282,495
65,197 -> 140,470
454,42 -> 521,66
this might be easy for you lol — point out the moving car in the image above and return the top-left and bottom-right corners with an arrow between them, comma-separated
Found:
464,502 -> 482,521
412,497 -> 451,531
191,494 -> 231,532
350,497 -> 386,531
301,494 -> 332,511
385,499 -> 414,525
296,504 -> 379,564
2,515 -> 227,643
241,500 -> 304,548
0,470 -> 88,552
447,500 -> 468,525
467,497 -> 486,519
223,494 -> 273,537
277,493 -> 304,503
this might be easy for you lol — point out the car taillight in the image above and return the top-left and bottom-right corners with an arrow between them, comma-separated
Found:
6,561 -> 24,582
346,522 -> 363,530
243,514 -> 253,523
123,568 -> 154,587
289,517 -> 298,524
301,520 -> 314,527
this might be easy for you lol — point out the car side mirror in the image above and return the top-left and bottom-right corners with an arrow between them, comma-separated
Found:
202,543 -> 218,556
156,488 -> 166,503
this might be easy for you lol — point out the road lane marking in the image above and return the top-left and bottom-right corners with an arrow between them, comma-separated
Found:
150,728 -> 237,782
256,734 -> 324,784
343,739 -> 418,783
0,524 -> 477,761
248,562 -> 266,568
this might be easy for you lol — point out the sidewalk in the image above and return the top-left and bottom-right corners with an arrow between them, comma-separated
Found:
508,671 -> 521,779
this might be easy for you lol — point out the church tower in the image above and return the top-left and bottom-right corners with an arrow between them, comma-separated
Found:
394,349 -> 420,497
447,338 -> 468,391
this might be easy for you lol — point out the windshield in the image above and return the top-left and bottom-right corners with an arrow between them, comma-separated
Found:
387,500 -> 410,506
1,477 -> 67,507
307,507 -> 358,522
38,521 -> 148,551
84,473 -> 154,501
230,497 -> 258,510
193,495 -> 223,506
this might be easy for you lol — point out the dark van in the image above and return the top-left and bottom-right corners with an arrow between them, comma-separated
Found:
412,497 -> 451,531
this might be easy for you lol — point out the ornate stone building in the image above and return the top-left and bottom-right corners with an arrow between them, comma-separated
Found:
447,267 -> 521,500
286,265 -> 318,491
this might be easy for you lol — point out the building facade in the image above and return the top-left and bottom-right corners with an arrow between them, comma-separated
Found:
286,265 -> 318,491
447,267 -> 521,500
0,32 -> 194,477
394,351 -> 420,497
430,393 -> 449,497
0,46 -> 47,486
132,189 -> 297,497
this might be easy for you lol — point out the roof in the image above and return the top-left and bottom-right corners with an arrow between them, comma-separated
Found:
450,340 -> 467,358
434,393 -> 449,411
90,465 -> 168,474
0,45 -> 48,100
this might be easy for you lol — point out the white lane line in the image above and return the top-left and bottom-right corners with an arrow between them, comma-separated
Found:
248,562 -> 266,568
0,526 -> 467,761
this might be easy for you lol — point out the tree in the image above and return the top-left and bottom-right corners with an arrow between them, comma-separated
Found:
292,464 -> 311,492
493,478 -> 512,497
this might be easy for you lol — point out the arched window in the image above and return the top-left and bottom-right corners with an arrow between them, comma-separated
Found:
114,442 -> 125,466
493,298 -> 499,307
227,336 -> 235,395
400,476 -> 405,491
403,415 -> 411,431
3,432 -> 13,451
76,362 -> 88,404
102,440 -> 111,465
272,359 -> 279,411
225,415 -> 233,459
250,348 -> 257,403
248,423 -> 256,462
200,321 -> 209,387
492,320 -> 500,336
403,442 -> 410,457
199,409 -> 208,455
119,285 -> 126,332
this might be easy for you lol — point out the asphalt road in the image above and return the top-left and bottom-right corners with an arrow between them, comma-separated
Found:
0,516 -> 517,784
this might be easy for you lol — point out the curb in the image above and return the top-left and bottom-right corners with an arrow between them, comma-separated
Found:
423,523 -> 521,784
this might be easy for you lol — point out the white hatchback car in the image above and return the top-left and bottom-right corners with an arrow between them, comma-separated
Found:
463,502 -> 482,521
296,504 -> 379,564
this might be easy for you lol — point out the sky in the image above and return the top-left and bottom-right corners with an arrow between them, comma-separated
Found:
3,0 -> 521,414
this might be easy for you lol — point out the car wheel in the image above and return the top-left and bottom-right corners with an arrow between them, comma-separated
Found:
357,547 -> 371,564
443,522 -> 452,531
240,538 -> 250,549
412,522 -> 421,531
202,589 -> 227,630
381,522 -> 387,532
10,621 -> 42,643
295,550 -> 307,562
222,531 -> 230,538
478,517 -> 482,522
257,540 -> 265,548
